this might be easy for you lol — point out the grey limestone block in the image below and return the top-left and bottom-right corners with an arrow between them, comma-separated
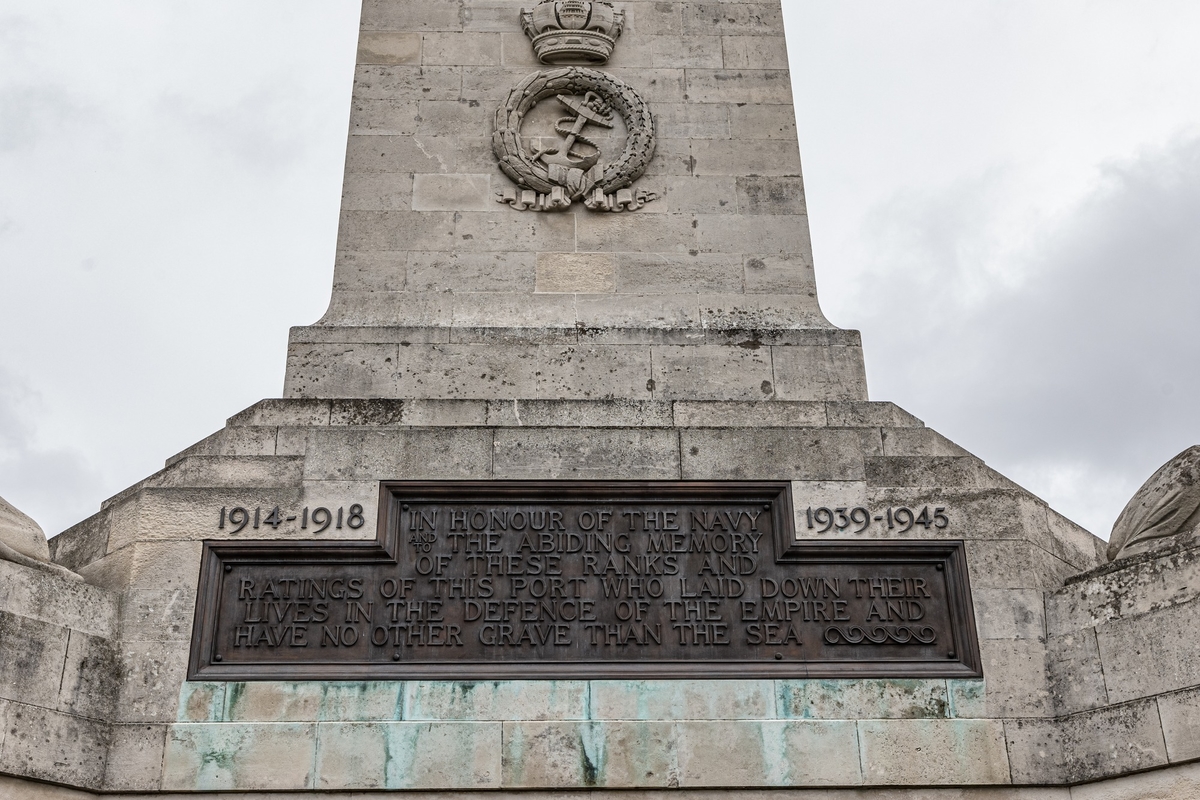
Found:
57,630 -> 120,721
0,699 -> 110,788
406,681 -> 587,721
163,722 -> 317,791
302,428 -> 494,481
357,30 -> 421,65
0,560 -> 118,638
502,719 -> 678,788
682,2 -> 785,36
0,611 -> 70,710
1047,628 -> 1109,715
857,718 -> 1010,785
722,35 -> 790,69
493,428 -> 681,479
589,680 -> 775,720
313,721 -> 501,790
1096,596 -> 1200,704
486,398 -> 673,428
685,69 -> 793,105
776,679 -> 950,720
680,427 -> 866,481
1158,687 -> 1200,763
103,723 -> 166,792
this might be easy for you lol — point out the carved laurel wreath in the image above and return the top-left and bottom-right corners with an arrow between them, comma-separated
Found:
492,66 -> 656,197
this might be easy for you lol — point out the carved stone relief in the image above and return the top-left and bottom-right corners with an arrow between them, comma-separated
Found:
1108,445 -> 1200,561
493,1 -> 657,212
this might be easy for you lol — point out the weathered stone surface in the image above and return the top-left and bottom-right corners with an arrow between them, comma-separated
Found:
1158,687 -> 1200,763
103,723 -> 166,792
494,428 -> 680,479
315,721 -> 501,790
0,700 -> 109,788
777,680 -> 950,720
858,719 -> 1010,785
590,680 -> 774,720
163,722 -> 316,791
0,495 -> 49,562
406,681 -> 586,721
0,612 -> 69,709
1096,597 -> 1200,704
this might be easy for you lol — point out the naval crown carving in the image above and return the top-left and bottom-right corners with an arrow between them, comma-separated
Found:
494,1 -> 656,213
522,0 -> 625,65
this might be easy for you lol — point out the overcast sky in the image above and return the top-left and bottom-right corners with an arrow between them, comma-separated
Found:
1,1 -> 1198,541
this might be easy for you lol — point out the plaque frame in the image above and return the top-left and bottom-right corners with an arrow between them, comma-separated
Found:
188,481 -> 982,681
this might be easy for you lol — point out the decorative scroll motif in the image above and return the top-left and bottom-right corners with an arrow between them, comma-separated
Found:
494,1 -> 657,212
824,626 -> 938,645
1108,445 -> 1200,561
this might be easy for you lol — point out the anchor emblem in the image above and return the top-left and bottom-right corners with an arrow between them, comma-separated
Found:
532,91 -> 614,171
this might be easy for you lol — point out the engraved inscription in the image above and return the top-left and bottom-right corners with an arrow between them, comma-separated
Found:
802,506 -> 950,535
189,482 -> 982,680
217,505 -> 366,534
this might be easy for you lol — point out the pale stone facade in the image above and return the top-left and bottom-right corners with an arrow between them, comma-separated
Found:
2,0 -> 1197,796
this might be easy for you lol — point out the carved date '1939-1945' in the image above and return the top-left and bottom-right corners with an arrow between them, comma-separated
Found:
189,483 -> 982,680
804,506 -> 949,534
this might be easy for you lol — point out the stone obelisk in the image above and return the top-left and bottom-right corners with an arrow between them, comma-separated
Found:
1,2 -> 1196,797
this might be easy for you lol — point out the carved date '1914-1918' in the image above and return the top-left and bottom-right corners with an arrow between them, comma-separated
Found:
189,483 -> 981,680
218,505 -> 365,534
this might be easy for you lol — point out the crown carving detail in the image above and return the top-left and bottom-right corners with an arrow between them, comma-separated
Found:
521,1 -> 625,65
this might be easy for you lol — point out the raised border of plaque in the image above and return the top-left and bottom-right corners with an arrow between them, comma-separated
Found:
188,482 -> 982,680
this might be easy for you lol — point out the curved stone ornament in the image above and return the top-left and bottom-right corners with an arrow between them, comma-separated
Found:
493,67 -> 657,212
1107,444 -> 1200,561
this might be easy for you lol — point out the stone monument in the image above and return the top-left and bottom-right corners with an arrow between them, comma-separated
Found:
2,1 -> 1198,797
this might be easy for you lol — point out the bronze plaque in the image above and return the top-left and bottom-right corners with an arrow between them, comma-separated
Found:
188,482 -> 982,680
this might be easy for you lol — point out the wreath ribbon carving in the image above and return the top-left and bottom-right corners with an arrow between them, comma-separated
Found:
493,67 -> 657,212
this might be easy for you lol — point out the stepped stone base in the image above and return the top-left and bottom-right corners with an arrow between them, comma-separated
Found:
9,396 -> 1189,792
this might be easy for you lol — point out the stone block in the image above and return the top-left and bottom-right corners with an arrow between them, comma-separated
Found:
653,103 -> 731,139
345,133 -> 458,174
395,342 -> 540,399
0,560 -> 118,638
411,173 -> 493,212
1047,546 -> 1200,635
421,32 -> 501,65
348,98 -> 419,136
120,587 -> 195,642
224,682 -> 325,723
539,345 -> 653,400
0,700 -> 108,788
577,293 -> 701,329
614,251 -> 739,295
653,345 -> 774,401
771,346 -> 868,401
589,680 -> 774,720
406,681 -> 587,721
162,722 -> 316,791
743,253 -> 814,294
1047,627 -> 1108,714
103,723 -> 166,792
0,612 -> 69,710
536,253 -> 617,293
401,399 -> 489,426
777,679 -> 950,720
358,31 -> 422,65
332,249 -> 407,291
865,456 -> 985,489
691,139 -> 802,176
416,99 -> 493,135
881,427 -> 971,458
622,1 -> 684,36
338,210 -> 457,252
652,35 -> 723,67
686,69 -> 793,105
486,399 -> 673,428
227,399 -> 332,428
576,214 -> 699,254
683,3 -> 785,35
285,342 -> 399,398
177,683 -> 226,723
722,35 -> 789,69
114,640 -> 190,723
673,400 -> 825,428
681,428 -> 865,481
972,587 -> 1045,640
353,65 -> 463,101
493,428 -> 681,479
675,719 -> 862,787
57,631 -> 119,720
361,0 -> 465,31
302,428 -> 494,481
1071,763 -> 1200,800
1060,699 -> 1169,783
1004,717 -> 1064,784
1158,687 -> 1200,763
731,102 -> 799,139
315,721 -> 501,790
451,292 -> 577,328
661,175 -> 739,214
858,718 -> 1010,785
978,638 -> 1052,718
827,401 -> 922,428
409,252 -> 535,294
502,720 -> 677,788
331,398 -> 407,425
1097,597 -> 1200,703
48,512 -> 109,573
946,678 -> 987,718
